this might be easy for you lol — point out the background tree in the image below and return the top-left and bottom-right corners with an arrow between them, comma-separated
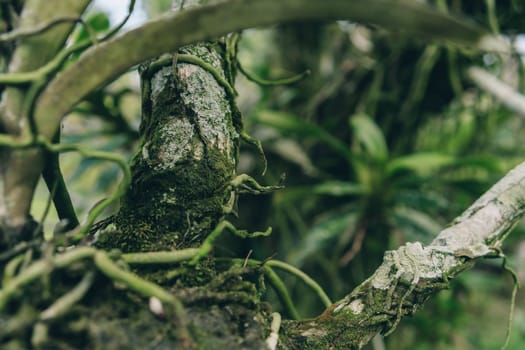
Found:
1,0 -> 524,349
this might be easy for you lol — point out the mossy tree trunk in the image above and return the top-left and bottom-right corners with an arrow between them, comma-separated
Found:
93,2 -> 274,349
106,44 -> 239,252
1,1 -> 524,349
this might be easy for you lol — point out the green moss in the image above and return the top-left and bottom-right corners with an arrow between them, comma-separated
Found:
110,39 -> 239,254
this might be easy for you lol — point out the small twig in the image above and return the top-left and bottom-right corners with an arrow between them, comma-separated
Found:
499,251 -> 520,350
0,17 -> 90,42
485,0 -> 500,35
42,131 -> 79,232
243,250 -> 253,268
266,259 -> 332,308
238,60 -> 310,86
177,53 -> 237,98
239,131 -> 268,175
101,0 -> 136,40
121,249 -> 199,265
230,173 -> 283,195
263,265 -> 300,320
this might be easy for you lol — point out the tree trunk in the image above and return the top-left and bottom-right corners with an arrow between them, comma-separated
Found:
0,1 -> 523,349
89,2 -> 274,348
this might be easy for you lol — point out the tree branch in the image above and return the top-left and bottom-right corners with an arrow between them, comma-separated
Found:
281,160 -> 525,349
467,66 -> 525,117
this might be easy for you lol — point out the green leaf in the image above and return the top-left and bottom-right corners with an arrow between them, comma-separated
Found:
266,137 -> 319,176
387,153 -> 455,177
450,155 -> 503,172
279,181 -> 364,203
309,181 -> 364,196
255,110 -> 351,160
392,206 -> 443,242
349,113 -> 389,162
288,211 -> 358,266
73,12 -> 110,43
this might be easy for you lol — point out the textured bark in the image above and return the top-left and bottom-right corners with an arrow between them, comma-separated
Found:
103,45 -> 238,252
92,4 -> 273,348
1,2 -> 523,349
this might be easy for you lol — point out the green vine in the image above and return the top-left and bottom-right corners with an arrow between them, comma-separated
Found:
0,135 -> 131,241
190,220 -> 271,265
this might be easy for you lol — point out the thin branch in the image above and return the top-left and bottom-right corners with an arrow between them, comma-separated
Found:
0,17 -> 93,43
39,270 -> 95,321
467,66 -> 525,117
263,265 -> 301,320
121,249 -> 199,264
41,131 -> 79,231
266,259 -> 332,308
237,59 -> 310,86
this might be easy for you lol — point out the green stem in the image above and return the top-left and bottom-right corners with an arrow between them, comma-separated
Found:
263,265 -> 300,320
485,0 -> 500,35
266,260 -> 332,307
237,59 -> 310,86
39,270 -> 95,321
190,220 -> 271,265
178,53 -> 237,98
42,131 -> 79,231
122,249 -> 199,264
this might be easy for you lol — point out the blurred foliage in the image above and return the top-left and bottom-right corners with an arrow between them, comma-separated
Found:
30,0 -> 525,349
232,1 -> 525,349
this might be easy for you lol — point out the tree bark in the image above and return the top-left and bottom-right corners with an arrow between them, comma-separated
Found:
104,43 -> 239,252
0,1 -> 523,349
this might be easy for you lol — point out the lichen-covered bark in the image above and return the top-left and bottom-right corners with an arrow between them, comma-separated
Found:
278,160 -> 525,349
100,41 -> 238,252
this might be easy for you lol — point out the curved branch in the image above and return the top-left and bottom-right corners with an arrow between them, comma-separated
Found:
34,0 -> 500,139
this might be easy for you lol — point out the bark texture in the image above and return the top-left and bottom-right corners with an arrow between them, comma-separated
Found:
0,2 -> 522,349
103,43 -> 238,252
91,4 -> 273,348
